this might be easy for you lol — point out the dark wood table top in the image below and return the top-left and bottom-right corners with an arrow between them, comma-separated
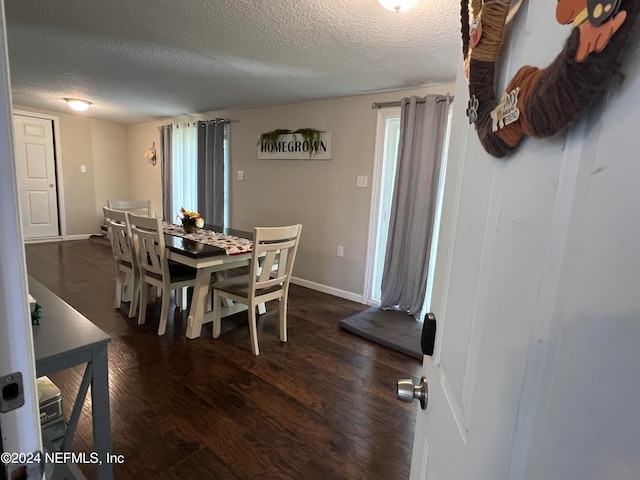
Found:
164,224 -> 253,259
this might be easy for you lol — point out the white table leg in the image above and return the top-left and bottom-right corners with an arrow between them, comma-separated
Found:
185,267 -> 212,339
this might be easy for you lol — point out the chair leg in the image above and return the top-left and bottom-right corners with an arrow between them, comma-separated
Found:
279,292 -> 288,343
122,271 -> 134,302
138,282 -> 148,325
182,287 -> 189,309
174,287 -> 189,309
248,302 -> 260,355
158,287 -> 170,335
128,275 -> 140,318
175,288 -> 182,309
114,268 -> 123,309
212,290 -> 222,338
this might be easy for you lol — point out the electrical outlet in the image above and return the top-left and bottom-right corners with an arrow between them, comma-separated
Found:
337,245 -> 344,257
237,170 -> 245,181
80,165 -> 87,173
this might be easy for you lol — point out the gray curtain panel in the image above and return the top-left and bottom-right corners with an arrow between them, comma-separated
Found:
197,119 -> 226,226
159,124 -> 173,221
380,95 -> 449,316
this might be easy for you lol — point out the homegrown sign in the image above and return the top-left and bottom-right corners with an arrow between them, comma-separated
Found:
258,132 -> 332,160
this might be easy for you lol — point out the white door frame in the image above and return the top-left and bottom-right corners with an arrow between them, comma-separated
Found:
0,3 -> 43,476
363,107 -> 400,305
12,109 -> 66,240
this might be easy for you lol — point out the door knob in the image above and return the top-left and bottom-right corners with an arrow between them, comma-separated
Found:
397,376 -> 428,410
49,184 -> 54,188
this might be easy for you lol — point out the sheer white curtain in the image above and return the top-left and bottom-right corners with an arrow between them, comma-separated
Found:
171,122 -> 198,220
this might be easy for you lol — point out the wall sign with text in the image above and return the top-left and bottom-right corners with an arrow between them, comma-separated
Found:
258,133 -> 332,160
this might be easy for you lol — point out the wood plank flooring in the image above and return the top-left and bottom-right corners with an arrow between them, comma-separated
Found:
25,239 -> 422,479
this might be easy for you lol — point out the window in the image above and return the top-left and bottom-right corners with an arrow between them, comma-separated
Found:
167,120 -> 229,225
171,122 -> 198,218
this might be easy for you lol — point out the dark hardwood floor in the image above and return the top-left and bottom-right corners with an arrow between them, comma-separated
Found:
25,238 -> 422,479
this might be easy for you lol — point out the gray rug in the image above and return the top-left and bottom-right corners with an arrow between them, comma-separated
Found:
339,305 -> 423,360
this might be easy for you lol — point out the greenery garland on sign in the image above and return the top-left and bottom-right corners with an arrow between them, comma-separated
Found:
463,0 -> 639,158
258,128 -> 324,151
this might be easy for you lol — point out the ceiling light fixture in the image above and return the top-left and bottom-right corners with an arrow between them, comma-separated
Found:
64,98 -> 92,112
378,0 -> 420,12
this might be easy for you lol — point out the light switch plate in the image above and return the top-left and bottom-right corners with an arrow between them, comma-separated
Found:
237,170 -> 245,181
356,175 -> 368,188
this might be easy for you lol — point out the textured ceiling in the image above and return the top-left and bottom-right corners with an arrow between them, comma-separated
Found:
4,0 -> 460,124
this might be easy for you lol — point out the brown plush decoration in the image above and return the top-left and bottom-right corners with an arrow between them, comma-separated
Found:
462,0 -> 640,158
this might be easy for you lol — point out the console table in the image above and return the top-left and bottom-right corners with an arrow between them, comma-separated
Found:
29,277 -> 113,480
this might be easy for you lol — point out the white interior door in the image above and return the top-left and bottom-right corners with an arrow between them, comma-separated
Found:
409,2 -> 640,478
12,114 -> 59,238
409,59 -> 541,478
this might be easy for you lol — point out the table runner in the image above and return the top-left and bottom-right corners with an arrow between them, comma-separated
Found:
163,222 -> 253,256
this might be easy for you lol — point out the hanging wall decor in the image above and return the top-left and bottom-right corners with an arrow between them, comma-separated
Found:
144,142 -> 157,165
257,128 -> 331,160
462,0 -> 639,158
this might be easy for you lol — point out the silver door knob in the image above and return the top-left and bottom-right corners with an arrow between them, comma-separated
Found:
397,376 -> 428,410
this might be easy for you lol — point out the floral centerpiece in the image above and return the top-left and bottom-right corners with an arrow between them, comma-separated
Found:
177,207 -> 204,234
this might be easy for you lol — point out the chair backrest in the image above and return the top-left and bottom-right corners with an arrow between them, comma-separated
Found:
107,200 -> 151,217
127,212 -> 167,279
103,206 -> 118,254
249,224 -> 302,296
103,207 -> 135,264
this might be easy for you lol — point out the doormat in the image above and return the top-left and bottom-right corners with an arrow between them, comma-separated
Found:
339,305 -> 422,360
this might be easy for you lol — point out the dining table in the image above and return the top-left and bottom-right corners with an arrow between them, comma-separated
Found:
163,224 -> 254,339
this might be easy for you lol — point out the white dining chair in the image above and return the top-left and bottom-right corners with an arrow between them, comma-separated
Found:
128,213 -> 198,335
103,207 -> 139,318
211,224 -> 302,355
107,200 -> 151,217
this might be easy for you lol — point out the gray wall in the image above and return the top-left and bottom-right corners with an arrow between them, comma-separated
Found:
128,85 -> 453,299
17,84 -> 454,299
13,105 -> 129,236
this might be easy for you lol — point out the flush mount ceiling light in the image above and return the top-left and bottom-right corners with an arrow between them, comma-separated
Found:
64,98 -> 92,112
378,0 -> 420,12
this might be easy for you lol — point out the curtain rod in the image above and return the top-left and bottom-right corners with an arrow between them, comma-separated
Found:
172,118 -> 232,128
371,95 -> 454,109
203,118 -> 231,124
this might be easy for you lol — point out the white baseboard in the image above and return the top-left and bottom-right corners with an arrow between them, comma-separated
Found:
25,234 -> 99,244
24,236 -> 63,244
63,234 -> 93,241
290,276 -> 364,304
24,233 -> 102,243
